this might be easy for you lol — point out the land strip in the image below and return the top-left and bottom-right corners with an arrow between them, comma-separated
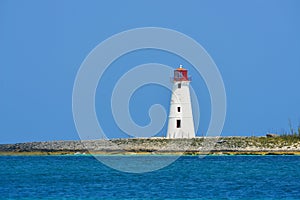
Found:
1,137 -> 300,155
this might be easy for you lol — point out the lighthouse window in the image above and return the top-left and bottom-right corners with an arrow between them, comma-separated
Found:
177,107 -> 181,112
178,83 -> 181,88
176,120 -> 181,128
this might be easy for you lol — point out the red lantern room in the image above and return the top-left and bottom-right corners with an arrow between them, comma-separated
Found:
173,65 -> 191,81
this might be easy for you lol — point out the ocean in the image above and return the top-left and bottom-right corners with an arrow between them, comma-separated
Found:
1,155 -> 300,199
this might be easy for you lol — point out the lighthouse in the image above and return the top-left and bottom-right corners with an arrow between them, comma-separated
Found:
167,65 -> 195,138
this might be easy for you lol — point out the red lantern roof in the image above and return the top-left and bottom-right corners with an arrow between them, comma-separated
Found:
173,65 -> 191,81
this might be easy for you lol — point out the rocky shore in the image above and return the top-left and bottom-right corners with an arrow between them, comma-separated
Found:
1,137 -> 300,155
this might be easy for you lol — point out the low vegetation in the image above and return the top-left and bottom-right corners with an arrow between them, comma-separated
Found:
278,120 -> 300,142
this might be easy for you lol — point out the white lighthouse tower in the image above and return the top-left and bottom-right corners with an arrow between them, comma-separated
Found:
167,65 -> 195,138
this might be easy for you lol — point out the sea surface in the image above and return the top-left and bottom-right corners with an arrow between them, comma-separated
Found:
1,155 -> 300,199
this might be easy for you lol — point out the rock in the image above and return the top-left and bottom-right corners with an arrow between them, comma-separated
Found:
266,133 -> 279,138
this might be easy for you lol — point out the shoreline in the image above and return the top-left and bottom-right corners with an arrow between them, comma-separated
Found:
1,137 -> 300,156
1,150 -> 300,156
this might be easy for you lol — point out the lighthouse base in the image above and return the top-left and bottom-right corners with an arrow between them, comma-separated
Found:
167,117 -> 195,139
167,131 -> 195,139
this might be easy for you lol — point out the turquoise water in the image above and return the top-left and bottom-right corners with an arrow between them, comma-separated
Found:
1,155 -> 300,199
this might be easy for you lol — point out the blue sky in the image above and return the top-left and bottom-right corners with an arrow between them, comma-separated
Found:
1,0 -> 300,143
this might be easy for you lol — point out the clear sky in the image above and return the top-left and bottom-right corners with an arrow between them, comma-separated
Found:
1,0 -> 300,143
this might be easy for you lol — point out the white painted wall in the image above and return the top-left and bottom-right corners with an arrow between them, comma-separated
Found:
167,81 -> 195,138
